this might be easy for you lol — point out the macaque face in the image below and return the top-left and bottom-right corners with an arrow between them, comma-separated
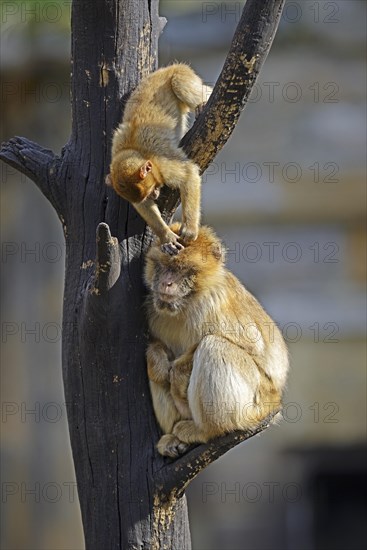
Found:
145,224 -> 225,315
147,262 -> 198,314
106,154 -> 160,203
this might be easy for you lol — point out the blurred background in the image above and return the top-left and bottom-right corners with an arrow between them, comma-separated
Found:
1,1 -> 366,549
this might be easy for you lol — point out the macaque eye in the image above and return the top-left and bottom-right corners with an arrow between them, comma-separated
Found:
180,268 -> 197,286
185,267 -> 197,278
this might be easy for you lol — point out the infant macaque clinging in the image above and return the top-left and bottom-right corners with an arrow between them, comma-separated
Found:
145,224 -> 289,458
106,64 -> 212,255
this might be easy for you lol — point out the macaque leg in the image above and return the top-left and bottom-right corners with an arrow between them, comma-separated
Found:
133,199 -> 183,254
172,420 -> 210,445
158,410 -> 220,456
170,348 -> 196,401
187,335 -> 282,435
170,348 -> 196,420
171,67 -> 212,109
195,85 -> 213,118
156,348 -> 197,457
179,163 -> 201,243
147,341 -> 181,435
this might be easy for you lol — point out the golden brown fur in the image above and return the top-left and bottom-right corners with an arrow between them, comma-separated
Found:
106,64 -> 212,254
145,224 -> 289,457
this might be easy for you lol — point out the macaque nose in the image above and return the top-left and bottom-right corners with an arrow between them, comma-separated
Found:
159,279 -> 177,295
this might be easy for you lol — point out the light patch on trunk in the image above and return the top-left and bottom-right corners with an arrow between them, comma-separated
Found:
241,54 -> 259,74
99,62 -> 109,87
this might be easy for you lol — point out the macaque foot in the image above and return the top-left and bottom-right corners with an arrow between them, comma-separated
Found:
157,434 -> 190,458
172,420 -> 208,445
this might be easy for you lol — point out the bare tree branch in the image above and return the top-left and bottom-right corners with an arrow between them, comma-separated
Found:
0,136 -> 64,215
156,411 -> 280,501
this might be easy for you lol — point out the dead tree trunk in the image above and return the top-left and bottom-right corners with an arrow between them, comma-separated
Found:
0,0 -> 285,547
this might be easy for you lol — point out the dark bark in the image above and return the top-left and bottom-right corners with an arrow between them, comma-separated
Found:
0,0 -> 285,548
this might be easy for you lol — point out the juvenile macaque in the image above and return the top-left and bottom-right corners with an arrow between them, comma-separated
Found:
145,224 -> 289,457
106,64 -> 212,254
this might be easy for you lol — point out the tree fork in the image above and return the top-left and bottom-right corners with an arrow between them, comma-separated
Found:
0,1 -> 285,548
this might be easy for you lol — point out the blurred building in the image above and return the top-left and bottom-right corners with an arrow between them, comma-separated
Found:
1,1 -> 366,549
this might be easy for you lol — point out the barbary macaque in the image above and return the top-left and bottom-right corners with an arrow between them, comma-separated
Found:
145,224 -> 289,457
106,64 -> 212,254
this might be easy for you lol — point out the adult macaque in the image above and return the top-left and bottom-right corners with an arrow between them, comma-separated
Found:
106,64 -> 212,255
145,225 -> 289,457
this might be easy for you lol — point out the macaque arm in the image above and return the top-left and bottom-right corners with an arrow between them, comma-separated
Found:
172,349 -> 196,373
133,199 -> 167,239
158,157 -> 201,243
147,341 -> 182,435
133,199 -> 182,251
179,163 -> 201,241
195,86 -> 212,117
147,341 -> 172,388
170,347 -> 196,401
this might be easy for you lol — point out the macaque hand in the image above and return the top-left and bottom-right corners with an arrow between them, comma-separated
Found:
149,340 -> 172,362
160,229 -> 185,256
179,223 -> 198,244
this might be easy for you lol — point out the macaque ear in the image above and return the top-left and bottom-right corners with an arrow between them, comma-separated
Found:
105,174 -> 112,187
139,160 -> 153,179
211,243 -> 223,261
